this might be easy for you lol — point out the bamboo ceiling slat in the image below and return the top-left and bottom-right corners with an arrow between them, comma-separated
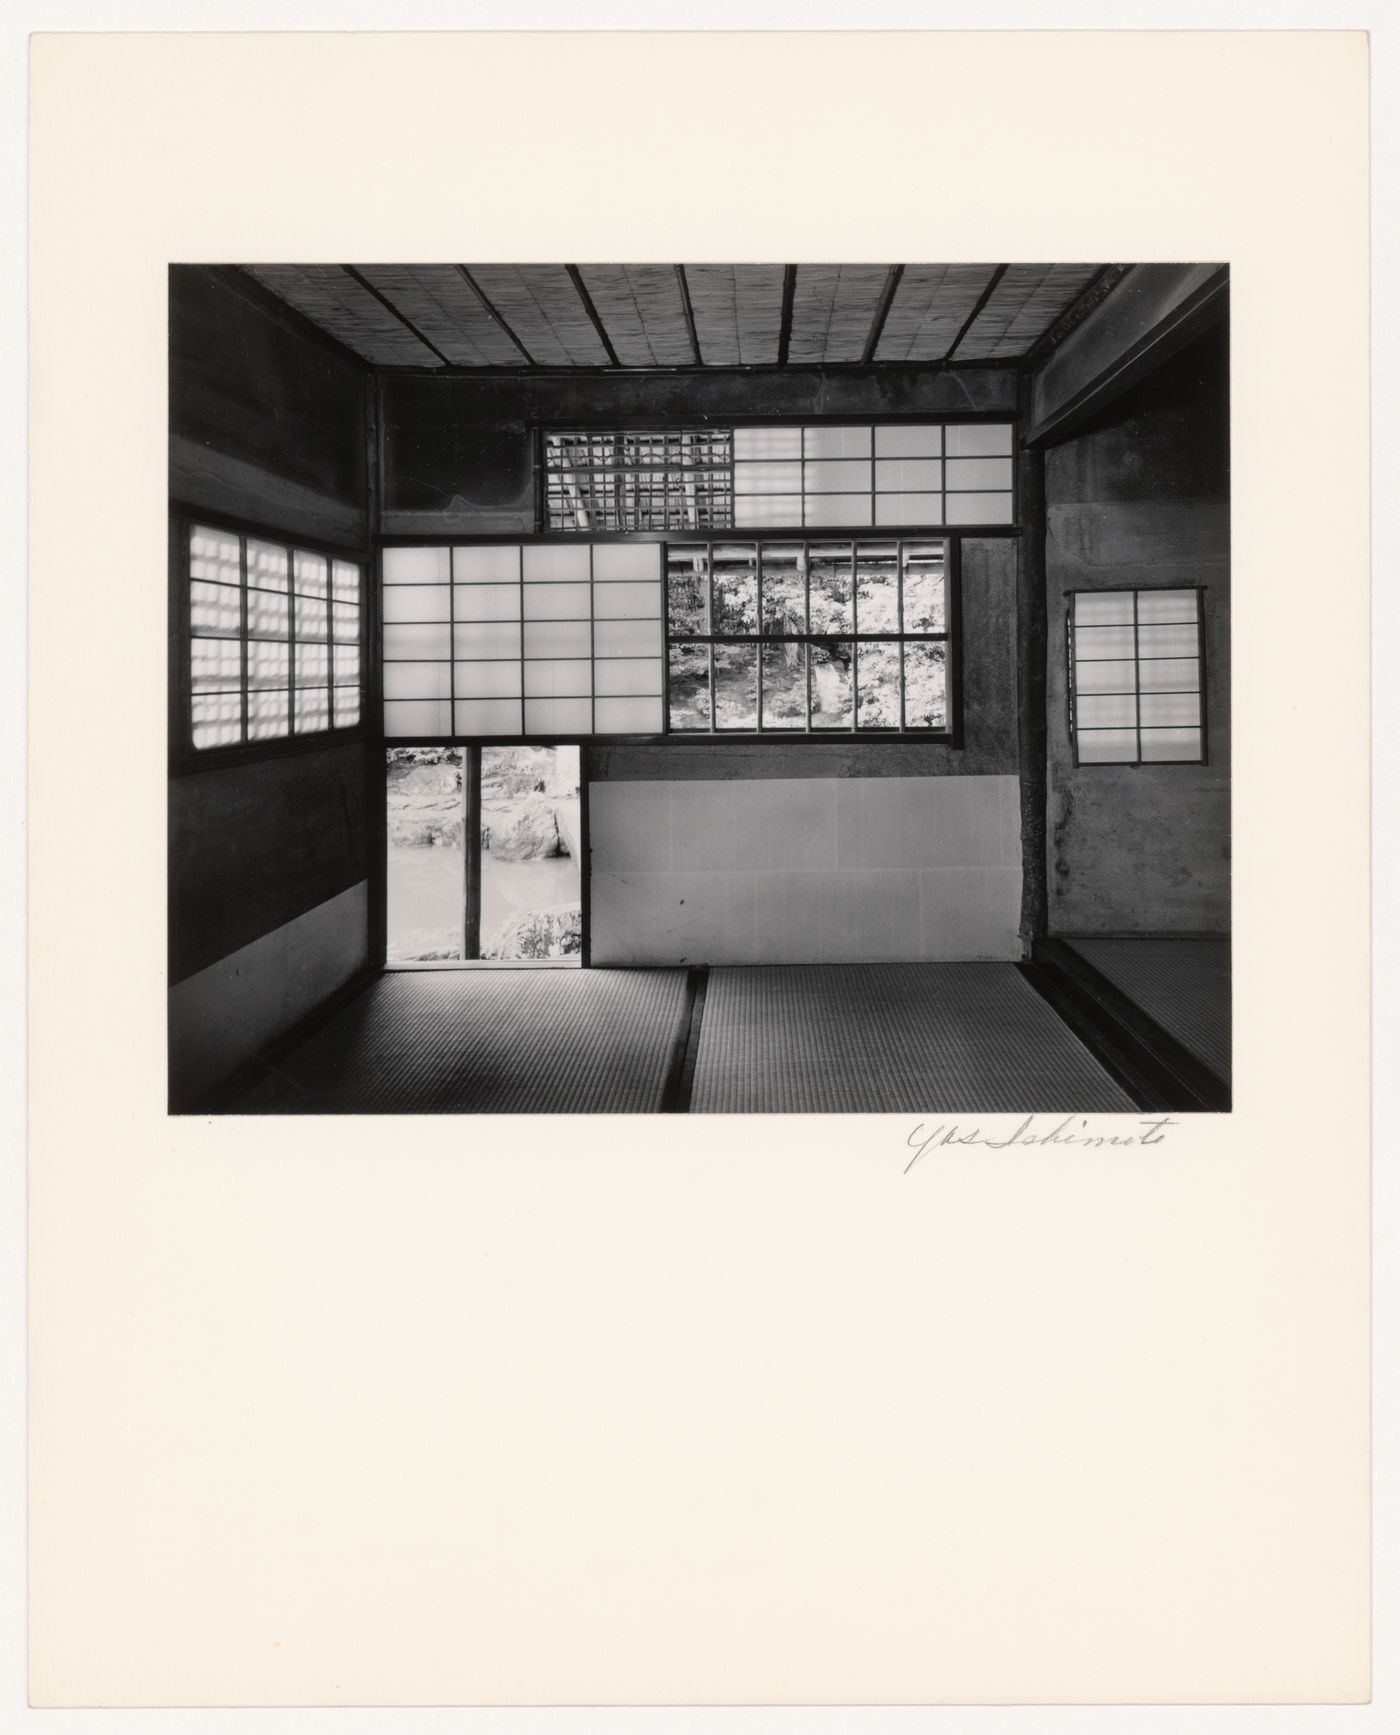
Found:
579,265 -> 695,366
788,264 -> 892,363
468,266 -> 611,366
355,265 -> 528,366
242,265 -> 441,366
685,264 -> 785,365
955,264 -> 1102,360
875,264 -> 1000,362
242,260 -> 1112,370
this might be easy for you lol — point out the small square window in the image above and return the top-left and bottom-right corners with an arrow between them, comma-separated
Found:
1068,589 -> 1204,765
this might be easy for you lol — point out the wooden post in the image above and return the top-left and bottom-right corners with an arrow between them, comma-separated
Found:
367,374 -> 389,971
1016,372 -> 1049,952
464,746 -> 483,960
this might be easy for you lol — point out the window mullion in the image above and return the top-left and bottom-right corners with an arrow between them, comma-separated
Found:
803,541 -> 812,733
588,544 -> 597,736
1131,586 -> 1142,764
238,533 -> 249,744
897,537 -> 906,733
448,545 -> 457,738
517,544 -> 526,736
287,540 -> 297,741
756,546 -> 765,731
850,540 -> 859,733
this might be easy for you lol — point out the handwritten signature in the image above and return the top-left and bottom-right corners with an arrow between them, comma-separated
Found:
903,1115 -> 1178,1172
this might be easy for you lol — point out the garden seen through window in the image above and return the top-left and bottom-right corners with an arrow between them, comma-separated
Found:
666,539 -> 950,733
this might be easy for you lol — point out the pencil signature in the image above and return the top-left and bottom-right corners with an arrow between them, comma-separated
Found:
903,1115 -> 1178,1172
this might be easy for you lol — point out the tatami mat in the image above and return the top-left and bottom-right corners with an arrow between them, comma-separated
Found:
227,968 -> 689,1114
1063,938 -> 1231,1084
689,963 -> 1136,1114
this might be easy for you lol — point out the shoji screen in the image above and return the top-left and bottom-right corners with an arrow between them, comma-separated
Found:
382,543 -> 665,737
731,423 -> 1015,528
186,523 -> 363,750
1068,588 -> 1205,764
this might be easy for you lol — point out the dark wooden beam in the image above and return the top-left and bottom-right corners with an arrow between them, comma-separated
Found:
1023,266 -> 1229,448
944,263 -> 1008,362
776,264 -> 797,366
1022,264 -> 1131,369
565,264 -> 621,366
674,265 -> 701,366
861,264 -> 904,364
456,265 -> 536,366
343,265 -> 454,368
360,355 -> 1017,381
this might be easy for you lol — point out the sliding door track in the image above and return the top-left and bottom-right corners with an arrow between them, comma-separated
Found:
660,966 -> 709,1114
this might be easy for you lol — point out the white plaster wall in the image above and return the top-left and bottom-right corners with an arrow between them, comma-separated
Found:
169,881 -> 369,1105
589,777 -> 1021,965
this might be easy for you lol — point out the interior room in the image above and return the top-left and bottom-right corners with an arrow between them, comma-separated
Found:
168,261 -> 1230,1115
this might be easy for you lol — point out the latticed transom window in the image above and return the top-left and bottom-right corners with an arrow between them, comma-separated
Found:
542,422 -> 1016,532
543,430 -> 734,532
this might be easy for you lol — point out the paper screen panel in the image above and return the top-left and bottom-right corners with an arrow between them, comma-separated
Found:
457,661 -> 525,699
595,696 -> 663,733
455,698 -> 524,735
384,545 -> 451,583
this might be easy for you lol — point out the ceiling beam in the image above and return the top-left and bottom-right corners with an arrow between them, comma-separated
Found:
776,265 -> 797,366
861,264 -> 904,364
944,264 -> 1008,363
1023,267 -> 1228,448
673,266 -> 701,366
342,265 -> 455,368
1022,264 -> 1131,369
565,265 -> 621,367
455,266 -> 537,366
366,357 -> 1017,383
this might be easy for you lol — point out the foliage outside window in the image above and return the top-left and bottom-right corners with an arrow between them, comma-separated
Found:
386,745 -> 583,964
666,539 -> 952,733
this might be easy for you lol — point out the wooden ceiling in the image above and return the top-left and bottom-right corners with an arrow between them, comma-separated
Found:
240,262 -> 1117,372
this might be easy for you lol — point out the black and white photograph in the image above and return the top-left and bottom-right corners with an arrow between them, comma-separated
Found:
168,259 -> 1231,1116
22,16 -> 1380,1717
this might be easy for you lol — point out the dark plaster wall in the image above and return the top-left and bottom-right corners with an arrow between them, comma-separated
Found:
170,266 -> 370,547
590,537 -> 1018,782
380,366 -> 1018,536
169,742 -> 374,985
1044,325 -> 1230,933
169,267 -> 375,991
